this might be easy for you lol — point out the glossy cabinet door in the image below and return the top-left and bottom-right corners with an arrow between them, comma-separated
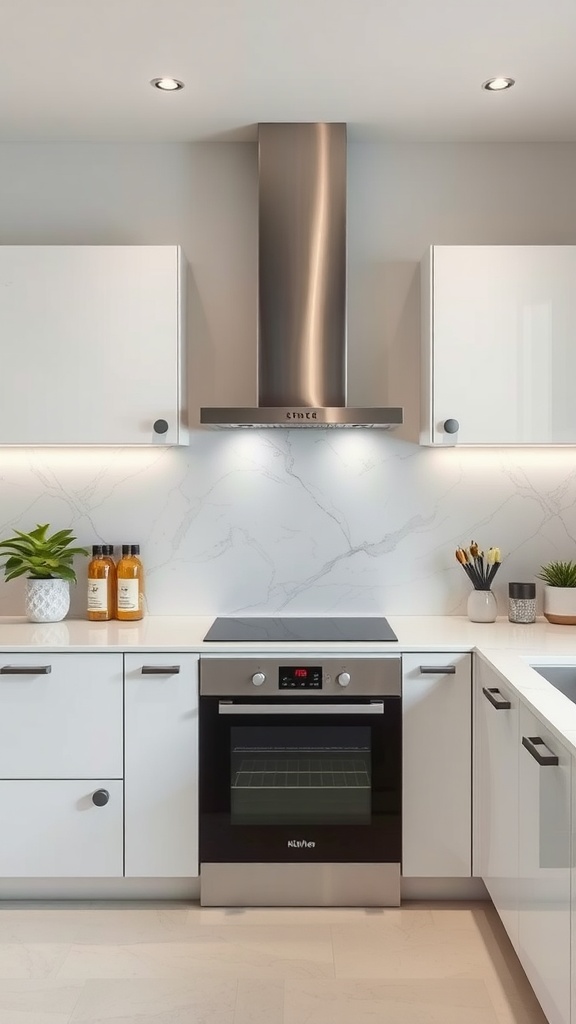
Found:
421,245 -> 576,445
0,245 -> 187,445
124,653 -> 199,877
572,752 -> 576,1024
0,653 -> 123,779
402,653 -> 471,876
474,658 -> 519,950
518,704 -> 571,1024
0,780 -> 123,876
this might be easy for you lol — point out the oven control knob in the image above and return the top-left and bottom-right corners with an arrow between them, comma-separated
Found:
251,672 -> 266,687
337,672 -> 351,688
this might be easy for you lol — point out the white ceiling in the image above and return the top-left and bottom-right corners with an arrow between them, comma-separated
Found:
4,0 -> 576,143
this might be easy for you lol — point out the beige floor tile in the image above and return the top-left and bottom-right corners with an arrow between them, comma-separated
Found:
283,979 -> 500,1024
470,910 -> 548,1024
0,899 -> 552,1024
0,904 -> 83,943
234,979 -> 284,1024
0,901 -> 191,946
69,978 -> 238,1023
190,905 -> 418,927
0,979 -> 83,1013
57,926 -> 334,980
428,901 -> 492,931
331,919 -> 497,979
71,905 -> 192,945
0,1014 -> 72,1024
0,943 -> 71,979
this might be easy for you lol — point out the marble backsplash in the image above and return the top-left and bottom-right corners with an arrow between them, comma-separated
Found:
0,433 -> 574,619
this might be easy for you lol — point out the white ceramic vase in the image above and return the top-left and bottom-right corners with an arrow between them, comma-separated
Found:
467,588 -> 498,623
25,578 -> 70,623
542,585 -> 576,625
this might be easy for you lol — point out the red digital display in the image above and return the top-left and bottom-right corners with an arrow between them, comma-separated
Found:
279,666 -> 322,688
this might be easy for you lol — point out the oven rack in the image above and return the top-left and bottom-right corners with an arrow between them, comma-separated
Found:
233,757 -> 370,789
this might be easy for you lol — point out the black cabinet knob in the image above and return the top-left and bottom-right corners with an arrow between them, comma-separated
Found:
153,419 -> 169,435
443,418 -> 460,434
92,789 -> 110,807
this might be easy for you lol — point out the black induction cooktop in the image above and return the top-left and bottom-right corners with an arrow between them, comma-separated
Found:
203,616 -> 398,643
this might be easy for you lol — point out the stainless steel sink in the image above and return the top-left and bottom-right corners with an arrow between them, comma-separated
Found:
532,665 -> 576,704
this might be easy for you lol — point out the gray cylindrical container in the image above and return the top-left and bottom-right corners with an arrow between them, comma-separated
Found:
508,582 -> 536,624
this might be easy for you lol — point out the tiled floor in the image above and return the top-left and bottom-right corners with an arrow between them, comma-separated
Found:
0,900 -> 548,1023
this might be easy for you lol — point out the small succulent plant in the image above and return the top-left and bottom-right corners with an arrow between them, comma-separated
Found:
0,523 -> 89,583
536,560 -> 576,588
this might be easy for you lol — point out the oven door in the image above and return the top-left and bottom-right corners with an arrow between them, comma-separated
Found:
199,696 -> 401,864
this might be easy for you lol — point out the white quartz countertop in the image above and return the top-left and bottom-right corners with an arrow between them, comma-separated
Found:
1,613 -> 576,654
2,613 -> 576,757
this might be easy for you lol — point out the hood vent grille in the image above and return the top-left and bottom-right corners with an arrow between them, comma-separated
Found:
201,123 -> 403,429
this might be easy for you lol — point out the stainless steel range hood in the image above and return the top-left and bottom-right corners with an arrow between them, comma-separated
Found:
201,123 -> 403,429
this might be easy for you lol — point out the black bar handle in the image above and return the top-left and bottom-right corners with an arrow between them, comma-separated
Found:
419,665 -> 456,674
141,665 -> 180,675
0,665 -> 52,675
483,686 -> 511,710
522,735 -> 559,766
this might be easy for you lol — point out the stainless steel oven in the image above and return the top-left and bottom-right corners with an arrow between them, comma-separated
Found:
199,655 -> 401,907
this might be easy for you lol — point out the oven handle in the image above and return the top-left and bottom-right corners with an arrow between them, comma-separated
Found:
218,702 -> 384,715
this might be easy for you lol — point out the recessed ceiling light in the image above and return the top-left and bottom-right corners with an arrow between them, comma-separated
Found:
150,78 -> 184,91
482,77 -> 515,91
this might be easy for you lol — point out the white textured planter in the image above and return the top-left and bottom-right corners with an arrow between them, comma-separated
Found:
543,585 -> 576,625
25,578 -> 70,623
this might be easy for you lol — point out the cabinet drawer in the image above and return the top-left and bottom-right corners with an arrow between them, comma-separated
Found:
0,653 -> 123,778
0,780 -> 123,876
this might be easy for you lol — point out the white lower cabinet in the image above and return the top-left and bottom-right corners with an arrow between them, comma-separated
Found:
518,705 -> 571,1024
0,653 -> 123,778
474,658 -> 519,950
0,780 -> 123,876
402,653 -> 472,876
124,653 -> 199,877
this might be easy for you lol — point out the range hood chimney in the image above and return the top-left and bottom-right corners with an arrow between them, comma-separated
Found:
201,123 -> 403,428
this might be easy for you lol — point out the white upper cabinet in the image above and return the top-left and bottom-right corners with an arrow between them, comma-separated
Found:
0,245 -> 188,445
421,245 -> 576,445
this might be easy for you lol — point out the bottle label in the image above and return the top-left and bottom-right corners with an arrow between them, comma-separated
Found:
118,578 -> 139,611
87,579 -> 108,613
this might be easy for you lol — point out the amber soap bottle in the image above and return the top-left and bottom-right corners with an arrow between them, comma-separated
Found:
116,544 -> 144,621
87,545 -> 114,621
102,545 -> 117,617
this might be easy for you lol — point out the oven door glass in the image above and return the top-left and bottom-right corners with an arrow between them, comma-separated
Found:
200,697 -> 401,864
231,724 -> 371,826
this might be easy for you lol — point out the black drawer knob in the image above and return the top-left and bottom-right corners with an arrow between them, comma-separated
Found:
443,418 -> 460,434
92,789 -> 110,807
153,419 -> 169,435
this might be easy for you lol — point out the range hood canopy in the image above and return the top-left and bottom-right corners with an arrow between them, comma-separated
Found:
201,123 -> 403,429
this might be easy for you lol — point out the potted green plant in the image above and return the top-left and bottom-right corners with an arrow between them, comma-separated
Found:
0,523 -> 89,622
536,560 -> 576,624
